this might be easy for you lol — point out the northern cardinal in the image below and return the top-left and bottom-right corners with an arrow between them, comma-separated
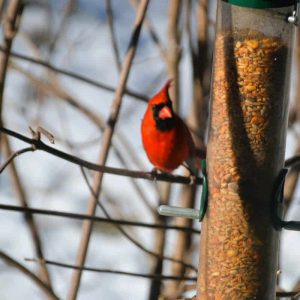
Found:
141,80 -> 205,173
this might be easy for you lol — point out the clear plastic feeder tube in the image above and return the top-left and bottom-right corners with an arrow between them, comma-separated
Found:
197,1 -> 295,299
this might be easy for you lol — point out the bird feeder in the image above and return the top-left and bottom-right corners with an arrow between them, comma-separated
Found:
197,1 -> 297,299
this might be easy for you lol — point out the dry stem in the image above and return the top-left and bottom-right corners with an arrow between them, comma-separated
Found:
0,251 -> 59,300
67,1 -> 151,298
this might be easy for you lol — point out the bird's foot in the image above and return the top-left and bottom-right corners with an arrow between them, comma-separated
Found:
182,162 -> 197,184
189,174 -> 196,185
150,167 -> 159,181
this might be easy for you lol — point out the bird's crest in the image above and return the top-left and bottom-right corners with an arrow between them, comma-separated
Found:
149,79 -> 173,105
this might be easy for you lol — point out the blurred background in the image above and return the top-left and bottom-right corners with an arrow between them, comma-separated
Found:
0,0 -> 299,299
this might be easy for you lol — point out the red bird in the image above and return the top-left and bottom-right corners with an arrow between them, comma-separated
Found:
141,80 -> 204,173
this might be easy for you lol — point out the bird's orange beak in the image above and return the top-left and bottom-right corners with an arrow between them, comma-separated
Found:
158,106 -> 172,119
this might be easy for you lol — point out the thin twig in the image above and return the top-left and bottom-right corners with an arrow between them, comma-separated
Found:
106,0 -> 122,71
11,55 -> 146,168
129,0 -> 167,61
25,258 -> 197,281
67,1 -> 151,298
0,0 -> 23,124
284,30 -> 300,211
285,156 -> 300,168
148,183 -> 171,300
283,142 -> 300,209
12,58 -> 156,209
0,251 -> 59,300
276,291 -> 300,298
11,61 -> 148,174
0,203 -> 200,234
148,3 -> 183,298
165,184 -> 197,299
164,2 -> 209,298
292,291 -> 300,299
167,0 -> 182,111
291,279 -> 300,299
163,2 -> 194,299
80,167 -> 197,272
47,0 -> 75,58
0,0 -> 5,20
187,0 -> 209,145
0,0 -> 53,292
0,127 -> 202,185
0,45 -> 148,102
2,135 -> 54,290
0,145 -> 34,173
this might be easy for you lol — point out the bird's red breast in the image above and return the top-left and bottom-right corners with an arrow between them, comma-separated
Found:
141,81 -> 197,173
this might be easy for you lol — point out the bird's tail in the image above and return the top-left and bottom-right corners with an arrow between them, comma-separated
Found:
195,146 -> 206,160
185,146 -> 206,175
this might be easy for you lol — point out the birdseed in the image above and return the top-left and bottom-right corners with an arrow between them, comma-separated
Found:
198,30 -> 290,299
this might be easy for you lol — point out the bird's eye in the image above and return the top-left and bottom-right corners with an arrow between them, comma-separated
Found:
167,100 -> 172,108
152,104 -> 158,113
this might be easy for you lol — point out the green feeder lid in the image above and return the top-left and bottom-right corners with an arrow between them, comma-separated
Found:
223,0 -> 295,8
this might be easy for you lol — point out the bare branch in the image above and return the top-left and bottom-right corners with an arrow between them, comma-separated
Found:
0,1 -> 54,292
0,0 -> 23,124
284,30 -> 300,211
285,156 -> 300,168
0,45 -> 148,102
276,290 -> 300,298
0,0 -> 5,19
67,1 -> 152,298
26,258 -> 197,282
148,183 -> 171,300
291,279 -> 300,299
167,0 -> 182,111
106,0 -> 122,71
147,3 -> 183,298
129,0 -> 167,61
283,143 -> 300,210
0,145 -> 34,173
12,60 -> 156,208
164,184 -> 196,299
187,0 -> 209,145
0,127 -> 202,185
2,134 -> 54,290
14,57 -> 148,170
164,2 -> 209,297
0,203 -> 200,234
0,251 -> 59,300
47,0 -> 75,58
11,60 -> 148,171
292,291 -> 300,299
80,167 -> 197,272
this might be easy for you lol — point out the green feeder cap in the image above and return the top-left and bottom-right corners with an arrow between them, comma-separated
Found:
223,0 -> 295,8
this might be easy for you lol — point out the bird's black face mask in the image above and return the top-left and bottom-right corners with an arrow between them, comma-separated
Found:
152,100 -> 175,131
